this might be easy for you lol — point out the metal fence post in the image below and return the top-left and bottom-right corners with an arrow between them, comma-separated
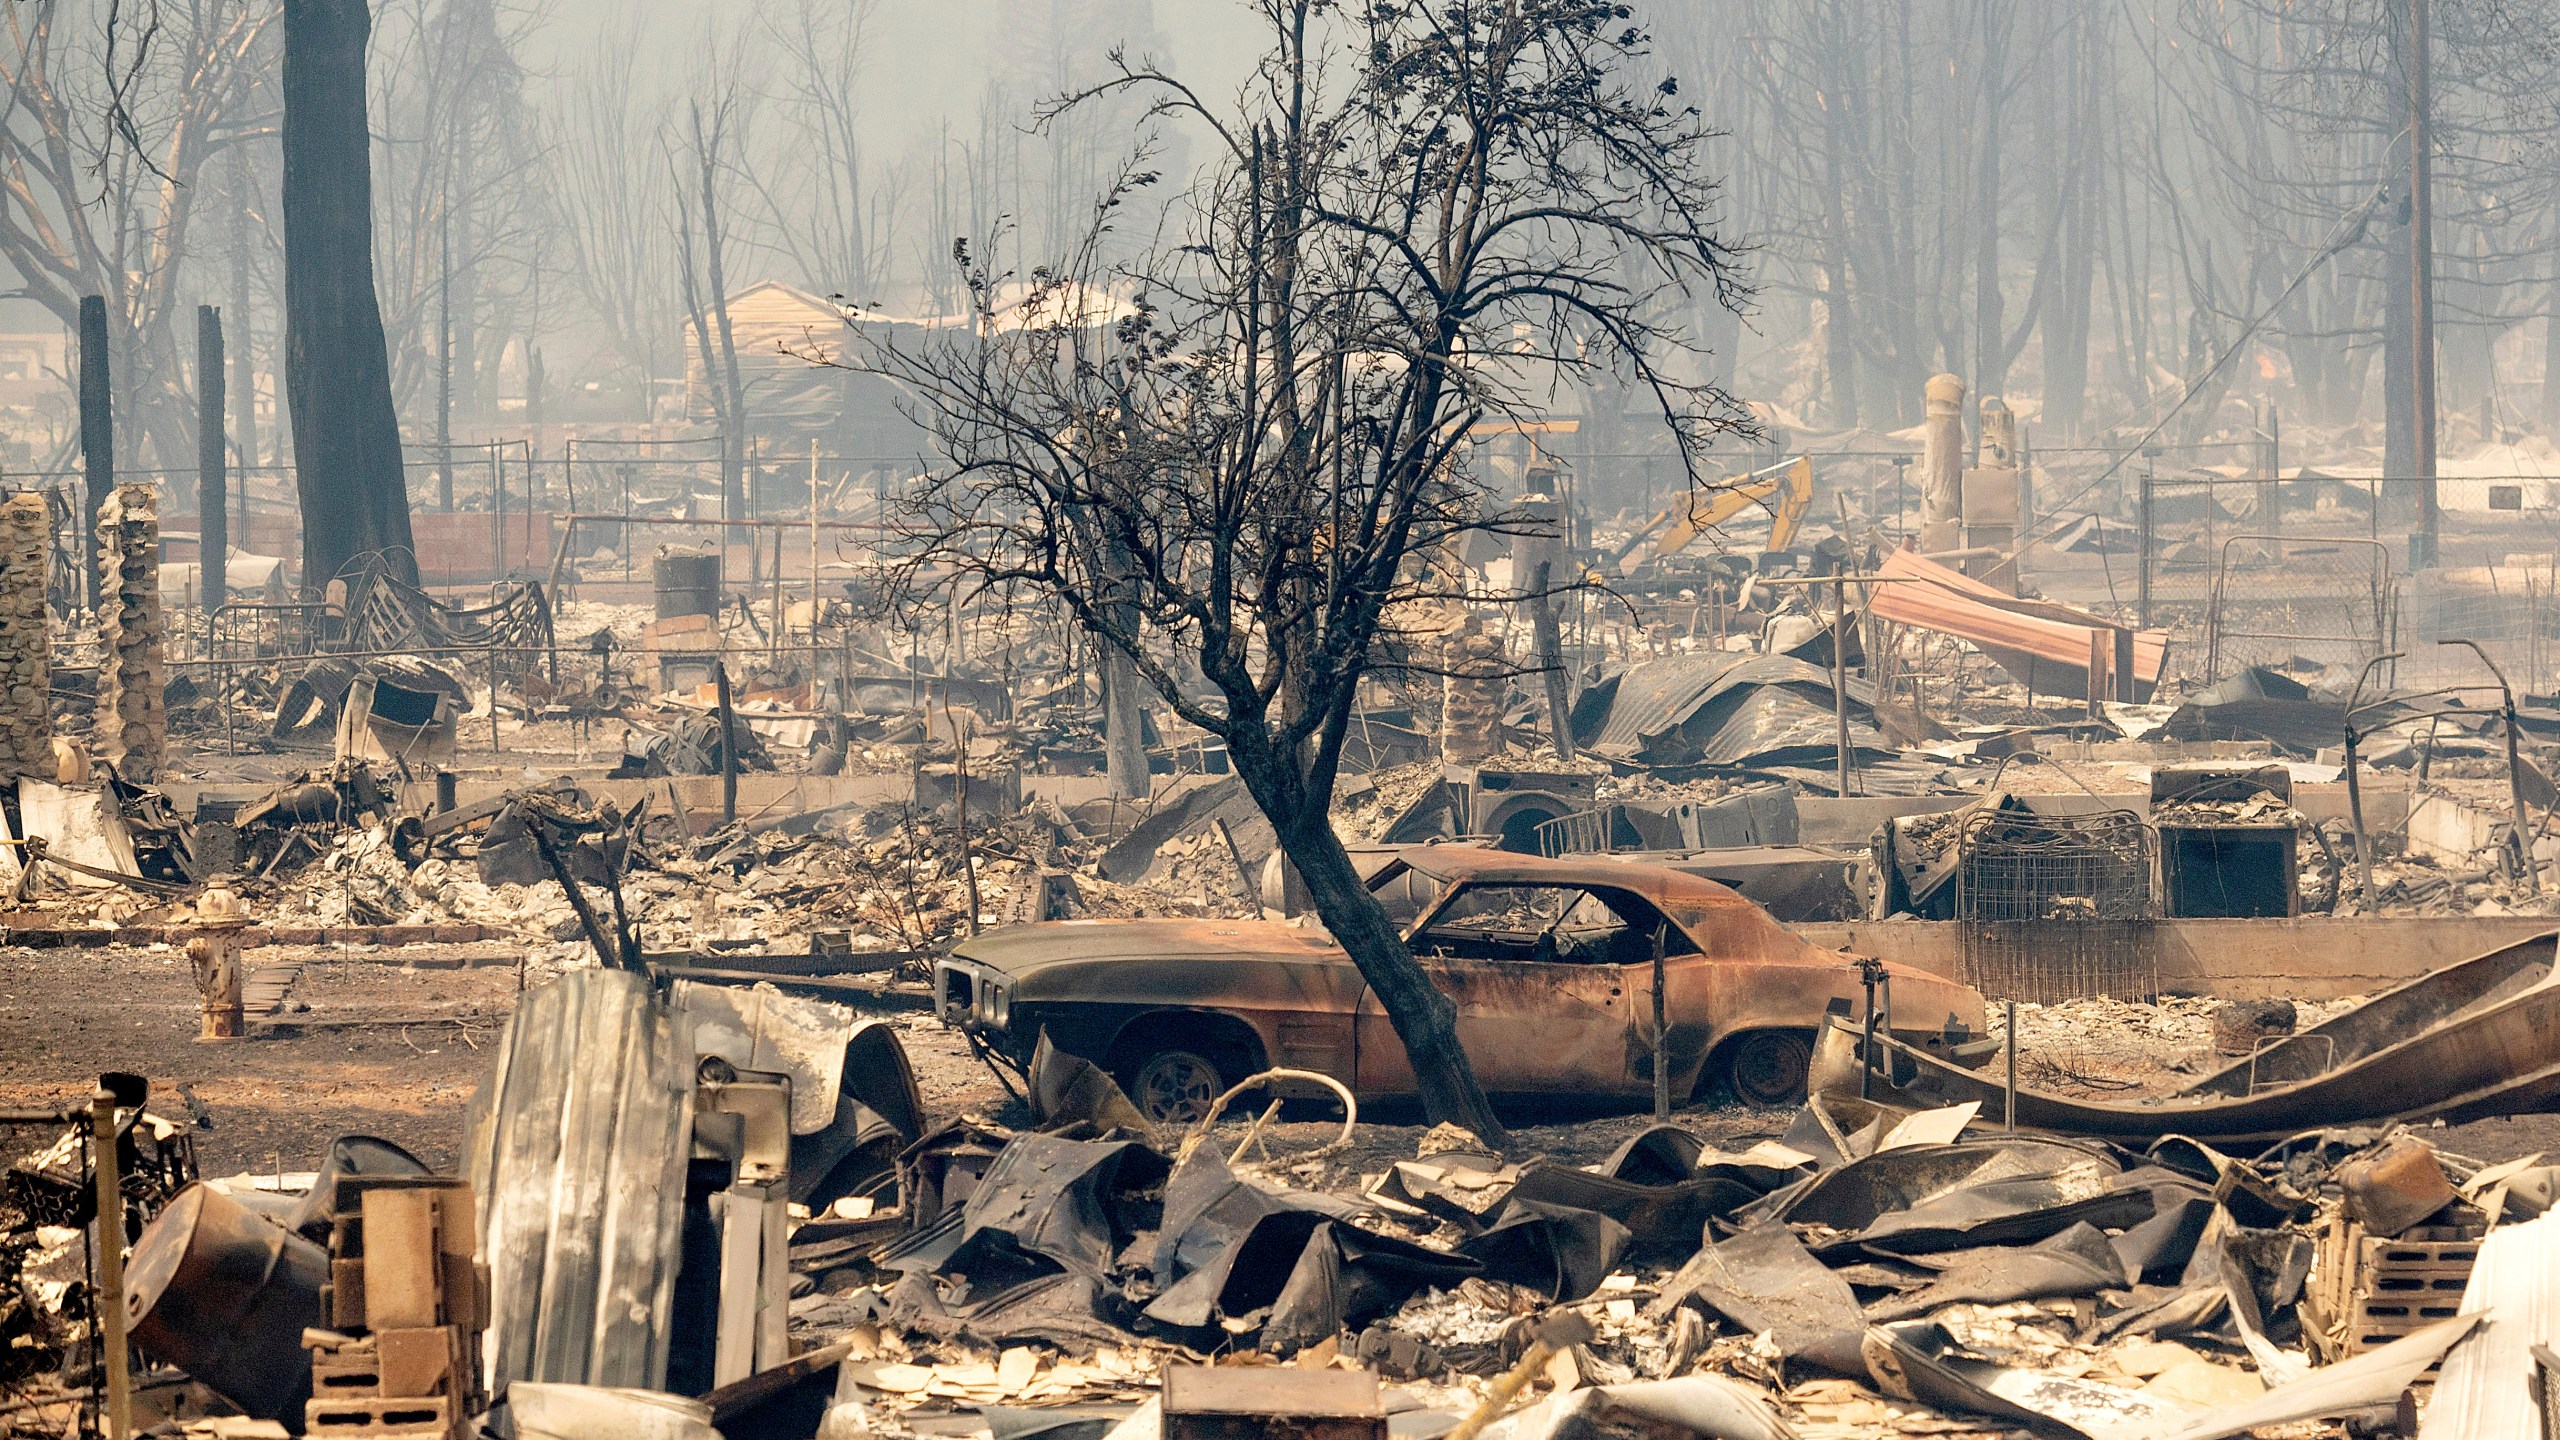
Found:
2137,450 -> 2157,627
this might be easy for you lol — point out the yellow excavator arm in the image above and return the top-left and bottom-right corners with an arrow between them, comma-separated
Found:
1610,455 -> 1813,574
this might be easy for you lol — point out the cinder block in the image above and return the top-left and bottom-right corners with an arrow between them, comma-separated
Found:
328,1258 -> 368,1331
360,1189 -> 442,1331
436,1254 -> 479,1330
373,1326 -> 463,1398
303,1393 -> 454,1438
309,1337 -> 382,1397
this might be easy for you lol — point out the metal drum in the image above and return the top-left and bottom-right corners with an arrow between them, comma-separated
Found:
652,548 -> 721,621
125,1183 -> 328,1427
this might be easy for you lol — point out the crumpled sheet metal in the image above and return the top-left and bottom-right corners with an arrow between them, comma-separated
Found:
1654,1222 -> 1866,1378
1259,1220 -> 1480,1357
2158,665 -> 2347,751
1471,1375 -> 1799,1440
674,980 -> 863,1135
670,978 -> 928,1211
467,967 -> 696,1393
1864,1221 -> 2128,1321
884,1269 -> 1132,1350
1814,933 -> 2560,1143
1865,1319 -> 2194,1440
1426,1126 -> 1812,1273
887,1134 -> 1171,1279
1868,544 -> 2166,703
1142,1150 -> 1367,1328
1456,1198 -> 1629,1301
1028,1030 -> 1152,1133
2415,1205 -> 2560,1440
2163,1314 -> 2478,1440
1746,1137 -> 2147,1255
883,1133 -> 1475,1355
1495,1164 -> 1754,1268
1576,653 -> 1889,768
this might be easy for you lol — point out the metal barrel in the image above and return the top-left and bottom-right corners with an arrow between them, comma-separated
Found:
652,548 -> 721,621
124,1183 -> 328,1429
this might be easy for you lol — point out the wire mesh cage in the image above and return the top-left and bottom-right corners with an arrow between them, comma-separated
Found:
1956,809 -> 2157,1003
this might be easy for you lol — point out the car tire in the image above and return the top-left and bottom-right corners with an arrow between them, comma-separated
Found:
1724,1030 -> 1813,1107
1128,1049 -> 1226,1125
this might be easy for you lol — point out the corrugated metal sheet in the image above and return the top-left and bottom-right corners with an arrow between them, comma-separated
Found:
2417,1208 -> 2560,1440
468,968 -> 696,1393
1582,653 -> 1883,768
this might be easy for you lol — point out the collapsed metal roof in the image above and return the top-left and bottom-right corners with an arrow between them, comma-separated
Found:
1574,653 -> 1886,769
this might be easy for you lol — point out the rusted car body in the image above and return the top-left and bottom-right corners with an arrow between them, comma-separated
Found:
938,846 -> 1985,1121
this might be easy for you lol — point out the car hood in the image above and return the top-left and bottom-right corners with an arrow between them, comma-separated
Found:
947,918 -> 1346,979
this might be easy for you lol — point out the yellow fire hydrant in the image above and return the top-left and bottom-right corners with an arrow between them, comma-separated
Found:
187,877 -> 250,1041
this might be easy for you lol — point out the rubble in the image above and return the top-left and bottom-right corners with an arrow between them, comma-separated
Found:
13,384 -> 2560,1440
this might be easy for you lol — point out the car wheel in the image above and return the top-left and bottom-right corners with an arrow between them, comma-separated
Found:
1129,1049 -> 1226,1125
1725,1030 -> 1813,1107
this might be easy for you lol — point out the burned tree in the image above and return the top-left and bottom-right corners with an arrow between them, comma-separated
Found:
672,86 -> 750,531
282,0 -> 417,587
848,0 -> 1748,1142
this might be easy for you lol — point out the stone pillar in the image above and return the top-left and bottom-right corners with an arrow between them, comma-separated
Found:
1919,373 -> 1966,554
1441,616 -> 1508,764
96,484 -> 165,781
1962,396 -> 2022,591
0,493 -> 49,777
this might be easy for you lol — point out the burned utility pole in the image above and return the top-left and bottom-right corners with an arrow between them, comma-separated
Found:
198,306 -> 226,610
78,294 -> 111,612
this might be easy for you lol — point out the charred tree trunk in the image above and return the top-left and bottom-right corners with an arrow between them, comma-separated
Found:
1971,0 -> 2011,429
198,306 -> 226,609
2042,19 -> 2096,440
282,0 -> 417,589
2383,193 -> 2416,522
78,295 -> 111,611
227,155 -> 263,472
696,107 -> 748,532
1259,782 -> 1509,1148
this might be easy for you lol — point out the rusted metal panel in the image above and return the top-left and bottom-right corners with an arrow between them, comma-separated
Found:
467,967 -> 695,1393
1815,931 -> 2560,1143
1353,956 -> 1635,1097
1870,546 -> 2169,701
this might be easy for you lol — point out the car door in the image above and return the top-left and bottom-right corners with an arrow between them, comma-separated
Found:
1354,882 -> 1643,1098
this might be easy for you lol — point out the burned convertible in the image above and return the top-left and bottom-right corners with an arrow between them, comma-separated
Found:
938,846 -> 1983,1122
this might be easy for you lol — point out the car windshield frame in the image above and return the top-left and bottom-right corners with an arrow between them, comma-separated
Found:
1402,877 -> 1696,961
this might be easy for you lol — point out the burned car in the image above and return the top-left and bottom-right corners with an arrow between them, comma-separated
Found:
938,845 -> 1984,1123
